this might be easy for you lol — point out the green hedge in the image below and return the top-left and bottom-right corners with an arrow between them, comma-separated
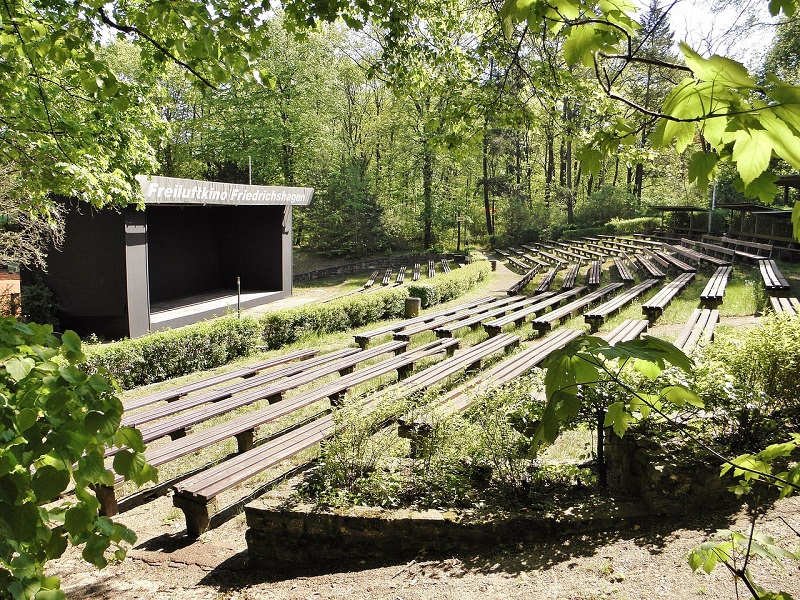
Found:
608,216 -> 661,234
261,286 -> 410,349
406,261 -> 491,308
84,316 -> 262,389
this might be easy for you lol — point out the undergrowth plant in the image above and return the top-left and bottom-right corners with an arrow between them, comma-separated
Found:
520,333 -> 800,600
0,318 -> 155,600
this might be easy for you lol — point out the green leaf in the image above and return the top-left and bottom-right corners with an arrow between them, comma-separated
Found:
31,466 -> 70,503
663,385 -> 704,408
64,505 -> 95,536
563,25 -> 604,67
15,407 -> 40,433
60,330 -> 81,354
634,359 -> 662,381
604,402 -> 630,437
680,43 -> 755,89
732,128 -> 773,187
5,357 -> 35,381
687,151 -> 719,194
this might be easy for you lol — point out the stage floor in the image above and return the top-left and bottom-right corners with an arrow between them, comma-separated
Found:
150,289 -> 283,330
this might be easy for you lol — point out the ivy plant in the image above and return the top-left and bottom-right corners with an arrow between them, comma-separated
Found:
0,317 -> 156,600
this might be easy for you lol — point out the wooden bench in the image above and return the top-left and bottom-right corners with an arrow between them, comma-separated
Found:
704,234 -> 771,262
759,259 -> 790,295
122,349 -> 319,412
522,253 -> 551,268
353,296 -> 497,348
531,283 -> 624,334
636,255 -> 666,279
644,249 -> 670,269
561,262 -> 582,290
441,258 -> 452,274
170,334 -> 519,537
412,263 -> 421,281
681,238 -> 733,266
674,308 -> 719,352
599,319 -> 649,345
770,296 -> 800,315
583,279 -> 659,332
586,242 -> 623,256
537,250 -> 567,267
396,266 -> 407,284
381,268 -> 392,286
483,286 -> 587,336
495,249 -> 511,258
124,342 -> 406,438
364,270 -> 380,288
700,266 -> 733,307
503,254 -> 532,271
436,292 -> 556,338
641,272 -> 696,322
428,260 -> 436,278
586,260 -> 603,286
393,295 -> 523,341
121,347 -> 358,429
664,243 -> 705,266
534,266 -> 561,293
507,267 -> 539,296
653,250 -> 696,273
612,257 -> 635,283
407,328 -> 584,422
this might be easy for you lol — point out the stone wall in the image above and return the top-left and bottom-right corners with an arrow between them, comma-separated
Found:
245,498 -> 650,567
604,430 -> 739,515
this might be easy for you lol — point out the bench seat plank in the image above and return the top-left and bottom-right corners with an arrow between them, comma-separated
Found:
583,279 -> 659,332
393,295 -> 523,340
484,286 -> 588,335
122,349 -> 319,412
600,319 -> 649,345
436,292 -> 556,337
531,283 -> 624,333
770,296 -> 800,314
759,259 -> 790,293
641,272 -> 696,321
700,266 -> 733,306
674,308 -> 719,351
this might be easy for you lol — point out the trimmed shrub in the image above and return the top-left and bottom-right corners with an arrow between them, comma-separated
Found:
407,261 -> 491,308
261,286 -> 410,349
84,316 -> 262,389
608,216 -> 661,234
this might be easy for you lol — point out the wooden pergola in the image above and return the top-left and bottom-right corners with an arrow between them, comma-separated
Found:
649,205 -> 709,235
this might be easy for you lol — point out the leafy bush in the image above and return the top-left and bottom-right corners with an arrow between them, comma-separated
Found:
574,185 -> 639,228
608,216 -> 661,234
20,280 -> 59,329
406,261 -> 490,308
0,318 -> 154,599
84,316 -> 262,389
694,314 -> 800,449
261,287 -> 410,349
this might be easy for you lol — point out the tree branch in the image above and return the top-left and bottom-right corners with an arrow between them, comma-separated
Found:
98,8 -> 218,90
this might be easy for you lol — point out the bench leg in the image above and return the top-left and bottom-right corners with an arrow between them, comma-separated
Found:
397,364 -> 414,379
266,393 -> 283,404
173,494 -> 214,539
329,391 -> 346,406
235,429 -> 255,453
169,428 -> 186,440
398,422 -> 432,458
94,485 -> 119,517
338,366 -> 355,376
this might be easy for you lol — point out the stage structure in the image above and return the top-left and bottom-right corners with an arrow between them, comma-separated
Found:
27,175 -> 313,338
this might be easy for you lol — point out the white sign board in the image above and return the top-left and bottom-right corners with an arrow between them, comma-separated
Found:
136,175 -> 314,206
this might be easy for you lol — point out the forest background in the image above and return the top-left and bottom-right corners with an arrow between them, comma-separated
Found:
3,0 -> 800,266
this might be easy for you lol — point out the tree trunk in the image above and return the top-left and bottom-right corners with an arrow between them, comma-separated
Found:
597,406 -> 607,488
482,133 -> 494,235
422,137 -> 434,248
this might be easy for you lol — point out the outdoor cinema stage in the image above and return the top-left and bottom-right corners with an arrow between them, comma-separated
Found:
28,176 -> 313,338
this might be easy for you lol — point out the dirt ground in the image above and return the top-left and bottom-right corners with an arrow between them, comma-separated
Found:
50,493 -> 800,599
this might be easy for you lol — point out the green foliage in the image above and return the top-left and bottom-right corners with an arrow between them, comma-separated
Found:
0,318 -> 155,600
608,217 -> 661,234
261,287 -> 410,349
19,281 -> 59,330
406,261 -> 491,308
84,316 -> 262,389
574,185 -> 639,228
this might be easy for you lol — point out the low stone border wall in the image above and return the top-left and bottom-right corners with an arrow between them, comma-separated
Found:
245,498 -> 652,567
293,253 -> 465,282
